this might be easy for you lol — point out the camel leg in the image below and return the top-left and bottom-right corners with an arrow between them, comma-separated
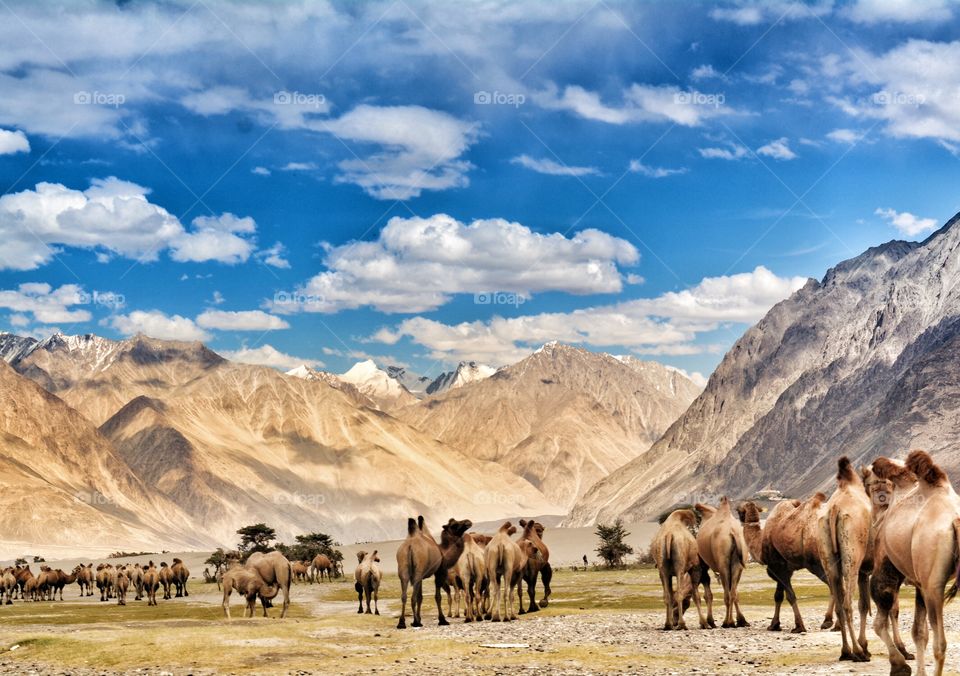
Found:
673,573 -> 690,630
435,573 -> 449,626
892,593 -> 915,660
397,575 -> 408,629
490,576 -> 502,622
731,562 -> 749,627
373,585 -> 380,616
222,587 -> 232,619
913,592 -> 929,676
659,568 -> 675,630
926,589 -> 947,676
857,571 -> 871,658
527,570 -> 540,613
701,569 -> 716,628
412,579 -> 424,627
365,585 -> 373,614
718,569 -> 735,628
357,581 -> 364,614
539,563 -> 552,608
821,595 -> 836,630
769,582 -> 785,631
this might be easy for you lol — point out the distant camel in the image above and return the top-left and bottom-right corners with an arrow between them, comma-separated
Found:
872,450 -> 960,676
817,457 -> 873,662
14,565 -> 32,600
76,564 -> 94,597
292,560 -> 310,583
115,567 -> 129,606
96,563 -> 116,602
171,558 -> 190,597
52,568 -> 77,601
485,522 -> 527,622
244,551 -> 292,618
311,554 -> 333,583
142,562 -> 161,606
516,519 -> 551,613
354,550 -> 382,615
158,562 -> 174,600
697,497 -> 749,628
652,508 -> 711,630
1,567 -> 15,604
128,563 -> 144,601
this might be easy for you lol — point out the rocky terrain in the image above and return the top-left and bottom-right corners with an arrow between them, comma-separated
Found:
570,212 -> 960,525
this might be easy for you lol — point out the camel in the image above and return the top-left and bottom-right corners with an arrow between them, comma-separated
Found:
292,560 -> 310,583
354,550 -> 382,615
697,496 -> 749,628
37,566 -> 59,601
244,551 -> 292,618
1,567 -> 15,604
396,515 -> 472,629
24,575 -> 39,601
96,564 -> 116,602
52,568 -> 77,601
142,562 -> 160,606
817,456 -> 874,663
311,554 -> 333,583
516,519 -> 551,614
127,563 -> 144,601
652,508 -> 711,630
738,494 -> 836,633
457,532 -> 491,622
115,567 -> 129,606
871,450 -> 960,676
485,521 -> 528,622
171,558 -> 189,597
14,565 -> 32,600
221,563 -> 282,619
158,562 -> 174,600
76,563 -> 94,597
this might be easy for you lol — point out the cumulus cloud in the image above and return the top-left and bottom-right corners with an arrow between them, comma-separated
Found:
844,0 -> 953,23
535,82 -> 730,126
256,243 -> 291,269
510,155 -> 600,177
196,310 -> 289,331
275,214 -> 639,314
0,178 -> 259,270
875,207 -> 938,237
0,283 -> 97,324
698,143 -> 750,160
628,160 -> 688,178
319,105 -> 480,200
0,129 -> 29,155
108,310 -> 211,342
826,128 -> 865,144
220,344 -> 324,371
251,166 -> 271,176
756,137 -> 797,160
372,266 -> 808,364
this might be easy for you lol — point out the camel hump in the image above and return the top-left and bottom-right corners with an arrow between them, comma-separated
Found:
507,525 -> 517,536
810,492 -> 827,506
519,519 -> 528,527
498,521 -> 513,533
417,515 -> 425,531
172,558 -> 182,564
906,449 -> 947,486
407,518 -> 417,535
837,456 -> 857,484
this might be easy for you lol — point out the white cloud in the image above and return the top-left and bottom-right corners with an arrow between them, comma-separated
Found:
691,64 -> 722,80
180,85 -> 330,129
0,129 -> 29,155
196,310 -> 289,331
698,143 -> 750,160
0,178 -> 259,270
220,344 -> 324,371
372,266 -> 808,364
844,0 -> 952,23
276,214 -> 639,314
108,310 -> 211,342
709,1 -> 833,25
756,137 -> 797,160
319,105 -> 480,200
875,207 -> 938,237
0,283 -> 94,324
826,128 -> 864,144
628,160 -> 688,178
510,155 -> 600,177
535,82 -> 730,127
252,166 -> 271,176
256,243 -> 291,269
280,162 -> 318,171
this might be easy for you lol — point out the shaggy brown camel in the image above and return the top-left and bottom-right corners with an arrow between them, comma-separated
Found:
24,575 -> 39,602
221,563 -> 281,619
127,563 -> 144,601
697,497 -> 749,628
872,450 -> 960,676
485,521 -> 527,622
158,562 -> 174,600
76,563 -> 94,597
818,456 -> 873,662
52,568 -> 77,601
355,550 -> 382,615
171,558 -> 190,597
311,554 -> 333,583
244,551 -> 292,618
115,567 -> 129,606
738,494 -> 836,633
292,560 -> 310,583
96,564 -> 116,602
863,458 -> 915,662
1,567 -> 15,605
652,508 -> 711,630
396,515 -> 472,629
142,562 -> 160,606
37,566 -> 59,601
14,565 -> 32,600
516,519 -> 551,614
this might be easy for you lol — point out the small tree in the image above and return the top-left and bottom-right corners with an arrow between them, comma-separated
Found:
205,547 -> 230,573
236,523 -> 277,557
32,555 -> 45,563
14,557 -> 26,566
275,532 -> 343,574
595,519 -> 633,568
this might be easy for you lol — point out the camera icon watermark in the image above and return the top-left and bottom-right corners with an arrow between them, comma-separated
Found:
474,90 -> 526,108
74,490 -> 116,506
75,290 -> 125,310
872,90 -> 925,107
273,90 -> 326,108
674,91 -> 725,109
273,492 -> 326,507
476,491 -> 522,506
474,291 -> 527,307
74,91 -> 126,108
273,290 -> 325,310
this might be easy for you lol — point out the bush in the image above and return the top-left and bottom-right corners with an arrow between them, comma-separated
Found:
595,519 -> 633,568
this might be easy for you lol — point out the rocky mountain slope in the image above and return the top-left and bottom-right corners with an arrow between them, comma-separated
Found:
569,213 -> 960,525
397,342 -> 701,508
426,361 -> 496,395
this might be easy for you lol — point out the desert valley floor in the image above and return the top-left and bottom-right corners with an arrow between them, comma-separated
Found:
3,532 -> 960,676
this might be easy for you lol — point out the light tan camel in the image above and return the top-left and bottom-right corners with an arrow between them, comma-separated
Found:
738,494 -> 836,633
517,519 -> 551,614
37,566 -> 58,601
142,562 -> 160,606
76,563 -> 94,597
818,456 -> 873,662
311,554 -> 333,583
171,558 -> 189,597
244,551 -> 292,618
13,565 -> 32,600
292,560 -> 310,583
395,515 -> 472,629
354,550 -> 382,615
652,508 -> 710,630
872,450 -> 960,676
115,567 -> 129,606
455,533 -> 489,623
697,497 -> 749,628
96,563 -> 116,602
158,562 -> 173,600
221,563 -> 281,619
485,521 -> 527,622
127,563 -> 144,601
1,567 -> 15,605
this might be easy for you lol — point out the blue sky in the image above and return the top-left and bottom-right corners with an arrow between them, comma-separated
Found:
1,0 -> 959,383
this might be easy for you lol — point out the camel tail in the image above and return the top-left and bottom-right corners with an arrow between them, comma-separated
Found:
407,518 -> 417,536
947,518 -> 960,603
828,506 -> 841,557
661,532 -> 673,569
729,533 -> 744,585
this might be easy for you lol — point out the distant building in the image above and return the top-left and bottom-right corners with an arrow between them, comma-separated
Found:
753,488 -> 785,501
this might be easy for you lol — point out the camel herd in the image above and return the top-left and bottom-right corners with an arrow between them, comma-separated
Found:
654,450 -> 960,676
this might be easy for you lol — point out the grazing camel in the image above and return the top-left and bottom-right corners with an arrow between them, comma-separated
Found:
292,560 -> 310,583
817,456 -> 873,663
244,551 -> 292,618
1,567 -> 16,604
171,558 -> 190,597
697,497 -> 749,628
516,519 -> 551,614
652,508 -> 711,630
221,563 -> 281,619
396,515 -> 473,629
115,567 -> 129,606
354,550 -> 382,615
738,494 -> 835,633
311,554 -> 333,583
485,521 -> 527,622
142,562 -> 160,606
872,450 -> 960,676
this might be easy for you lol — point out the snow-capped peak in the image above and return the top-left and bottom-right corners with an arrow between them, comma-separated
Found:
426,361 -> 496,395
340,360 -> 409,399
286,364 -> 318,380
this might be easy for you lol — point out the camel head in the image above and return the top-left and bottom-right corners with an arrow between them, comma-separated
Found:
442,518 -> 473,538
836,456 -> 862,489
372,550 -> 380,563
356,550 -> 367,563
905,449 -> 948,487
736,501 -> 762,524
